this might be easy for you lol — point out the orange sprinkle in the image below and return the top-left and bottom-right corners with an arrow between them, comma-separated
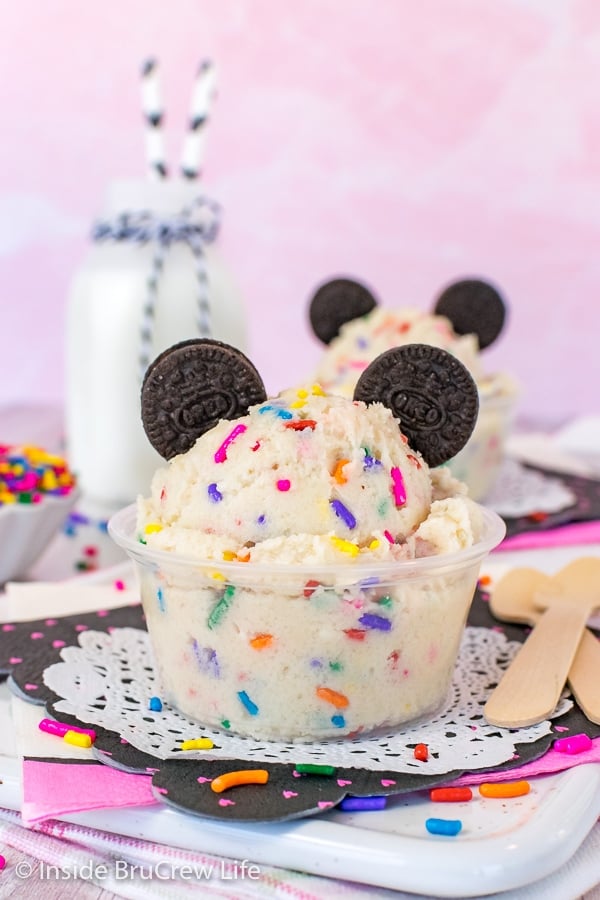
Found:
210,769 -> 269,793
237,552 -> 251,563
479,780 -> 530,799
414,743 -> 429,762
478,574 -> 492,586
332,459 -> 350,484
316,687 -> 349,709
250,633 -> 273,650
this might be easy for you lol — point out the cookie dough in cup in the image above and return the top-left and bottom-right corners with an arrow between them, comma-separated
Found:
309,277 -> 518,500
110,339 -> 504,741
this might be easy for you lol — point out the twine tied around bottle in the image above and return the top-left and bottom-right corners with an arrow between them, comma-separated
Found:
92,195 -> 221,380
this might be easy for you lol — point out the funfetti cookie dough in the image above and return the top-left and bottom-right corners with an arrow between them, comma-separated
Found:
121,339 -> 504,742
309,277 -> 518,499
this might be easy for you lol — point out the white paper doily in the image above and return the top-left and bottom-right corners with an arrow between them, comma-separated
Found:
43,626 -> 571,775
485,458 -> 577,517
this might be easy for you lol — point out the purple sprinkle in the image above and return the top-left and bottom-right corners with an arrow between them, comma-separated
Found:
208,483 -> 223,503
358,613 -> 392,632
192,641 -> 220,678
340,796 -> 387,811
363,455 -> 383,470
310,658 -> 323,668
330,499 -> 357,530
257,514 -> 266,525
356,337 -> 369,349
68,512 -> 90,525
359,576 -> 380,589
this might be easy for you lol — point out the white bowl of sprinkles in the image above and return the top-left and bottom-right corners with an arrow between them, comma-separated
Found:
0,444 -> 78,584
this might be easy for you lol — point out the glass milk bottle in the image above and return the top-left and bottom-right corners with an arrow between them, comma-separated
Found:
65,179 -> 247,507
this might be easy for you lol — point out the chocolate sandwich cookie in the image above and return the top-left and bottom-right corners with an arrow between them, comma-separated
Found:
353,343 -> 479,467
141,339 -> 267,459
309,277 -> 378,344
433,278 -> 507,350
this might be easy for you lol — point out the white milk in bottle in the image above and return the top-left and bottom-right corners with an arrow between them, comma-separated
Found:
65,179 -> 246,507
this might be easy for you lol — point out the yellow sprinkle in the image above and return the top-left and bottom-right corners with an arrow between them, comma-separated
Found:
331,537 -> 359,557
144,523 -> 163,535
222,550 -> 237,561
289,400 -> 306,409
311,384 -> 325,396
296,388 -> 308,399
41,470 -> 58,491
181,738 -> 214,751
0,493 -> 16,504
210,571 -> 226,581
369,539 -> 380,550
63,730 -> 92,749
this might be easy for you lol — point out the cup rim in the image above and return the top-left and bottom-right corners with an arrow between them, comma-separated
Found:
108,502 -> 506,580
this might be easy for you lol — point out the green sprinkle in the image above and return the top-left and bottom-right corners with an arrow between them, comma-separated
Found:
295,763 -> 336,776
220,719 -> 231,730
377,594 -> 392,607
17,492 -> 33,504
329,660 -> 343,672
208,585 -> 236,630
377,499 -> 389,516
138,536 -> 147,545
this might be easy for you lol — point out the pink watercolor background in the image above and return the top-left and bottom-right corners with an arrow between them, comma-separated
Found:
1,1 -> 599,425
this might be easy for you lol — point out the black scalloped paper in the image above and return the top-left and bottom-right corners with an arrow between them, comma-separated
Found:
1,588 -> 598,823
502,464 -> 600,539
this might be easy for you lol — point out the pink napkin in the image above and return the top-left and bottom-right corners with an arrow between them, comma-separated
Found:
22,760 -> 157,825
447,735 -> 600,787
497,520 -> 600,551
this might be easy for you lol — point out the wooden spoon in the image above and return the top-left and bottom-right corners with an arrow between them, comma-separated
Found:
484,560 -> 600,728
490,565 -> 600,725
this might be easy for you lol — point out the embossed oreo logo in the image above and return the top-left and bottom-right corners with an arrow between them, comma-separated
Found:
171,392 -> 236,432
390,389 -> 444,431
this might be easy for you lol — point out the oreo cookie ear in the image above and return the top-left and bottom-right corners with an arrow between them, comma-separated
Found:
141,339 -> 267,460
353,343 -> 479,468
309,277 -> 378,344
433,278 -> 507,350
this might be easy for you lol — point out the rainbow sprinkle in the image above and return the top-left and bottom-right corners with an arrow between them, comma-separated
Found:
330,499 -> 356,530
237,690 -> 259,715
214,424 -> 247,463
0,445 -> 76,506
390,467 -> 407,507
208,483 -> 223,502
207,585 -> 235,629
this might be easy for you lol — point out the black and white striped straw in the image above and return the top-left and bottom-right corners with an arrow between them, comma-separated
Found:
140,58 -> 168,179
180,60 -> 217,180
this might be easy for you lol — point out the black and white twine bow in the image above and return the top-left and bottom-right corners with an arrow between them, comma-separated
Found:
92,195 -> 221,380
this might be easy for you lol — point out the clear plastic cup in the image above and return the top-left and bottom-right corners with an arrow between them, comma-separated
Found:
109,503 -> 505,742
